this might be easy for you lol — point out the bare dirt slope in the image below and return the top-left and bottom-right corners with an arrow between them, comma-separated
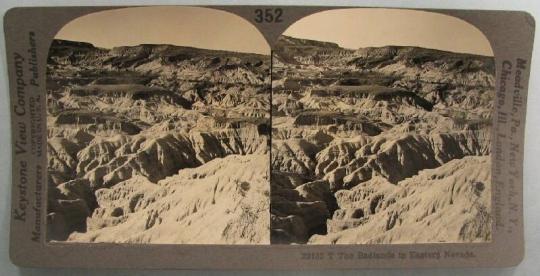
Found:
46,39 -> 270,243
270,36 -> 494,244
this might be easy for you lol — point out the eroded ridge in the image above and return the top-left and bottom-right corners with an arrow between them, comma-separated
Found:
46,39 -> 270,244
270,36 -> 494,244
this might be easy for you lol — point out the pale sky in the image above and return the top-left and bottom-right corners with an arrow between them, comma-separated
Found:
283,8 -> 494,56
55,6 -> 270,55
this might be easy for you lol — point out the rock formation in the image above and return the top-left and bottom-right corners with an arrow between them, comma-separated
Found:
270,35 -> 494,244
46,39 -> 270,243
46,35 -> 495,245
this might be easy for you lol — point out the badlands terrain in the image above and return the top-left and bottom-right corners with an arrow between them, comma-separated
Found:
270,36 -> 494,244
46,39 -> 270,243
46,35 -> 495,245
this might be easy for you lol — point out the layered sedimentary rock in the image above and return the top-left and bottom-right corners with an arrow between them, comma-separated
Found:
47,35 -> 495,245
46,39 -> 270,243
270,36 -> 494,244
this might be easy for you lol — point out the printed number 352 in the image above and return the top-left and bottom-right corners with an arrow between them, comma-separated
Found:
254,8 -> 283,23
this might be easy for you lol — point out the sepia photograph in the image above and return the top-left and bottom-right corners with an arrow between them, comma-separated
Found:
270,8 -> 495,244
45,6 -> 271,244
3,2 -> 537,270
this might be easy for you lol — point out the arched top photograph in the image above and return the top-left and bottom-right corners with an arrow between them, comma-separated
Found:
46,6 -> 271,245
270,8 -> 495,245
